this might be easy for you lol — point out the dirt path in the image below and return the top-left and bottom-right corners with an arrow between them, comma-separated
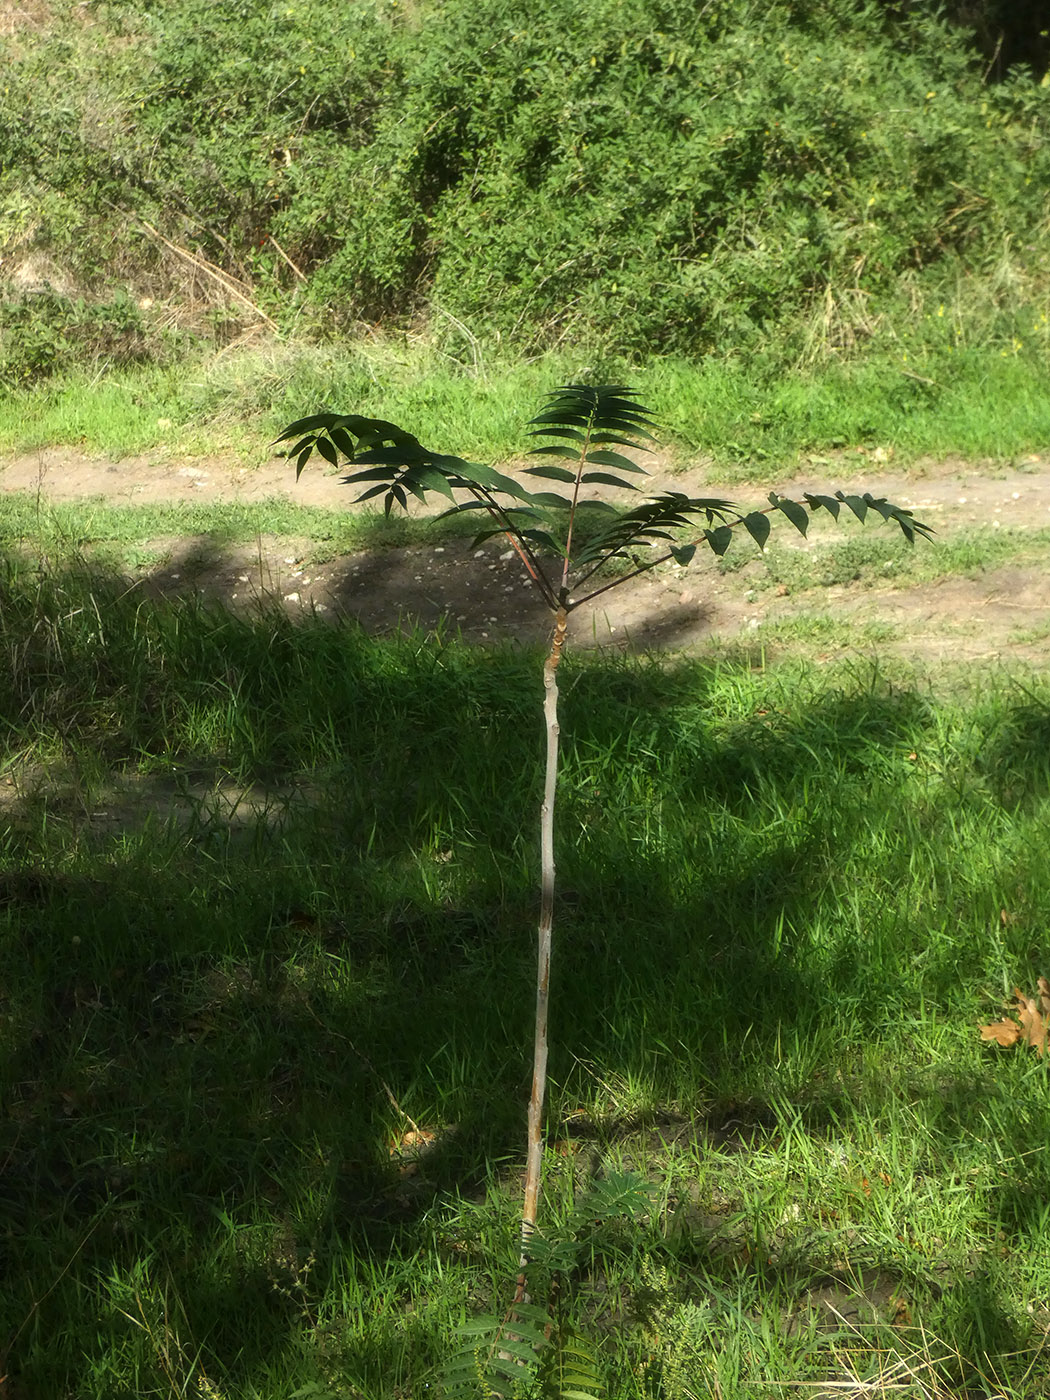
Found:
4,446 -> 1050,661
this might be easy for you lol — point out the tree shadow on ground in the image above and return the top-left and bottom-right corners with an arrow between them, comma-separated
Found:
123,515 -> 738,652
1,548 -> 1047,1395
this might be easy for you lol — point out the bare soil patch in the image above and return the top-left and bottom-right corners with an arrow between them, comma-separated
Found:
4,446 -> 1050,661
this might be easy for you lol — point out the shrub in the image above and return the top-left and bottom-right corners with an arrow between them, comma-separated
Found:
0,0 -> 1047,362
0,291 -> 152,388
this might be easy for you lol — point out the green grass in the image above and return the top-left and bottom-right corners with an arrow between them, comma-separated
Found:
752,612 -> 900,649
721,522 -> 1050,594
2,339 -> 1050,472
0,489 -> 458,570
3,546 -> 1050,1396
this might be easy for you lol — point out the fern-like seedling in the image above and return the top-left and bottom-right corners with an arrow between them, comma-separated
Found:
277,384 -> 932,1296
437,1301 -> 552,1399
433,1172 -> 655,1398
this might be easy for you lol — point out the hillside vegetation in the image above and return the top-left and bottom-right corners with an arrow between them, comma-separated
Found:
1,0 -> 1048,389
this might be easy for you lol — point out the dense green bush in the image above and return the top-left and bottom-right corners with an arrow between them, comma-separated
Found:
0,0 -> 1047,361
0,291 -> 153,388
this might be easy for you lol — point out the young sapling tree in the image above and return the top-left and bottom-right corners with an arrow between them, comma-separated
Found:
275,385 -> 932,1269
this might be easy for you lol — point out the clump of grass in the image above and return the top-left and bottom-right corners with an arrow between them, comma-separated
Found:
753,612 -> 900,649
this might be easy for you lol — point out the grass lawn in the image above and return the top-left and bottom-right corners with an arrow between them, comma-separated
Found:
2,341 -> 1049,473
2,547 -> 1050,1398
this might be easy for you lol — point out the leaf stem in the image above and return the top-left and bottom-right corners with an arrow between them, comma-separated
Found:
470,485 -> 559,609
561,420 -> 593,593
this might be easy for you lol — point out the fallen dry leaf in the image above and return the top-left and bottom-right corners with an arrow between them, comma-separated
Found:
551,1139 -> 581,1157
389,1128 -> 437,1157
1015,988 -> 1048,1055
891,1295 -> 913,1327
980,983 -> 1050,1056
980,1018 -> 1023,1049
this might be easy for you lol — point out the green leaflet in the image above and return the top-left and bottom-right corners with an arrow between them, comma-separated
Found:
584,450 -> 649,473
528,446 -> 583,463
328,427 -> 356,458
529,426 -> 588,443
271,411 -> 335,441
528,409 -> 591,428
524,463 -> 578,481
803,492 -> 842,521
315,435 -> 339,468
838,492 -> 869,524
742,511 -> 771,549
770,492 -> 810,536
282,434 -> 314,460
579,471 -> 640,490
588,432 -> 655,449
704,524 -> 734,555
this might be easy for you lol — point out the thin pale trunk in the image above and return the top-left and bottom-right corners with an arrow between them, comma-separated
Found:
520,605 -> 568,1266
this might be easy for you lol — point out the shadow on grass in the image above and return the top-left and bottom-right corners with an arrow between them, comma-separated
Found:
41,501 -> 735,652
1,548 -> 1048,1396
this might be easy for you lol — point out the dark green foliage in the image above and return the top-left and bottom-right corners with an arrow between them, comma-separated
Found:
0,291 -> 155,387
1,0 -> 1048,360
275,385 -> 932,614
933,0 -> 1050,79
437,1174 -> 653,1398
